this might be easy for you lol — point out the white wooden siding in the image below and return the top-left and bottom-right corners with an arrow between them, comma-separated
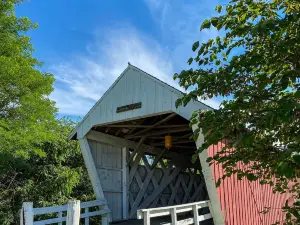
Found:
70,65 -> 211,139
88,139 -> 125,221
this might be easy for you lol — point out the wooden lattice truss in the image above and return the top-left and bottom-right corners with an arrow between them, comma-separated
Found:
127,147 -> 208,218
92,112 -> 209,219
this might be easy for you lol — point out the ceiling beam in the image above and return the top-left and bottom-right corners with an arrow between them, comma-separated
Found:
173,145 -> 196,149
127,136 -> 146,166
126,113 -> 177,138
152,139 -> 195,146
125,126 -> 191,139
127,119 -> 145,135
104,124 -> 188,129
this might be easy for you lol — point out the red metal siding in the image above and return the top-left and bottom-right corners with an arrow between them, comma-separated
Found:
207,142 -> 290,225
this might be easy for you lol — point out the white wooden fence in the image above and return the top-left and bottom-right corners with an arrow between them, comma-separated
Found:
137,200 -> 212,225
20,199 -> 110,225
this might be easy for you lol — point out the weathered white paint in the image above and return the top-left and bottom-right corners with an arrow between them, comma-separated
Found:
21,200 -> 110,225
88,139 -> 124,221
192,125 -> 225,225
170,208 -> 177,225
23,202 -> 33,225
58,211 -> 63,225
122,147 -> 128,219
66,200 -> 80,225
68,64 -> 211,140
79,138 -> 105,200
86,131 -> 195,169
137,200 -> 212,225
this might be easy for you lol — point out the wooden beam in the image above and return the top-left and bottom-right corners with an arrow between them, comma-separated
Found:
127,113 -> 177,138
151,148 -> 167,169
181,133 -> 193,139
136,165 -> 186,211
122,147 -> 128,219
79,137 -> 112,223
127,136 -> 146,166
192,124 -> 224,225
115,128 -> 122,136
104,124 -> 188,129
129,161 -> 156,216
86,130 -> 195,168
79,137 -> 105,199
152,140 -> 195,146
127,119 -> 145,135
173,145 -> 196,149
125,127 -> 191,139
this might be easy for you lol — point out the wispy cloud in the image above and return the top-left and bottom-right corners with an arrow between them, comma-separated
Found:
50,27 -> 177,116
50,1 -> 222,116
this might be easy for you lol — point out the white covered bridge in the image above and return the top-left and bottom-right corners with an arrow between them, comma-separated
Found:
67,64 -> 224,225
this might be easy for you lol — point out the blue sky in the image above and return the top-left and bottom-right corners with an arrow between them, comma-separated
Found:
17,0 -> 223,117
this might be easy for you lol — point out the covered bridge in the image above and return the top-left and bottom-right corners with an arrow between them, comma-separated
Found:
69,64 -> 288,225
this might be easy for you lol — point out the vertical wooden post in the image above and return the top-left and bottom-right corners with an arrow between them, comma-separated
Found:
58,211 -> 63,225
20,205 -> 24,225
102,214 -> 109,225
23,202 -> 34,225
143,211 -> 150,225
79,137 -> 112,223
122,147 -> 128,219
79,138 -> 105,199
170,208 -> 177,225
66,200 -> 80,225
84,208 -> 89,225
192,125 -> 224,225
193,205 -> 200,224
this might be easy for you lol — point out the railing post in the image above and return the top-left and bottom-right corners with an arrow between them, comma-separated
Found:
102,213 -> 109,225
58,211 -> 63,225
143,211 -> 150,225
170,208 -> 177,225
66,200 -> 80,225
22,202 -> 34,225
84,208 -> 89,225
193,205 -> 200,224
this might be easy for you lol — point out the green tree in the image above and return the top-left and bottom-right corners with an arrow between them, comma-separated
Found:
0,0 -> 57,158
0,118 -> 94,224
0,1 -> 94,224
174,0 -> 300,224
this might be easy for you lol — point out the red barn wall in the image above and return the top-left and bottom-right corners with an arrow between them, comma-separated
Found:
207,141 -> 290,225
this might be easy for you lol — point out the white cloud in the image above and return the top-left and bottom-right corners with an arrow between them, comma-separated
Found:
144,0 -> 220,69
50,1 -> 222,116
50,27 -> 178,116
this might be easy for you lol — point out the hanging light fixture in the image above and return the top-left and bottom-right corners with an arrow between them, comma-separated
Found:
165,135 -> 172,149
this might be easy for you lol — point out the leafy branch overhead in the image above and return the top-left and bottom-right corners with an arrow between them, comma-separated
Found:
0,1 -> 94,224
174,0 -> 300,224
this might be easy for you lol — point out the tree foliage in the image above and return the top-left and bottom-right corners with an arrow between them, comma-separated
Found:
0,1 -> 93,224
174,0 -> 300,224
0,119 -> 94,225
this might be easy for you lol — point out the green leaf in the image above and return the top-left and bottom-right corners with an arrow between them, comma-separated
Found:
173,73 -> 179,80
216,178 -> 221,187
200,19 -> 211,30
33,148 -> 47,158
246,174 -> 257,181
215,5 -> 222,13
187,57 -> 193,65
293,155 -> 300,165
260,180 -> 267,185
211,17 -> 218,27
175,98 -> 182,108
192,41 -> 200,51
281,162 -> 294,178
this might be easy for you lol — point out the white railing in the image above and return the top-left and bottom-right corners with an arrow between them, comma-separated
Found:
20,199 -> 110,225
137,200 -> 212,225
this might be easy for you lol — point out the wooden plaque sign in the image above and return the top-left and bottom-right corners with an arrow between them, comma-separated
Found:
116,102 -> 142,113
